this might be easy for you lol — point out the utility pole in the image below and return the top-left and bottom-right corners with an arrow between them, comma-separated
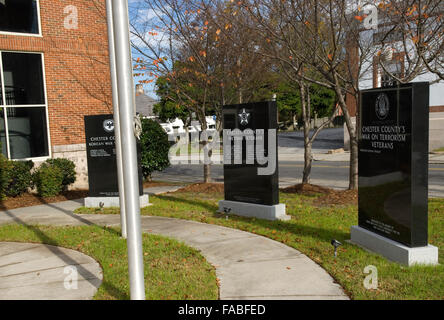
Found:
105,0 -> 127,239
108,0 -> 145,300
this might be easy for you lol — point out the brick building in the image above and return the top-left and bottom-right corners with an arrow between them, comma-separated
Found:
344,18 -> 444,152
0,0 -> 112,188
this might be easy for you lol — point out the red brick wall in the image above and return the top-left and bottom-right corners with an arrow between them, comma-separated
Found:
0,0 -> 112,147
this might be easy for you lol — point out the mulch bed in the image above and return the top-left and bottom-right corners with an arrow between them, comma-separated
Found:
281,183 -> 332,195
175,182 -> 357,206
0,190 -> 89,211
143,181 -> 176,188
177,183 -> 224,194
0,183 -> 357,211
281,183 -> 358,206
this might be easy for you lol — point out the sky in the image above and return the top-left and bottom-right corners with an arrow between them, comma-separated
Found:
128,0 -> 171,100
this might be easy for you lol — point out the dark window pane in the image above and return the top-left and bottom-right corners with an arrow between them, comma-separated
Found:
0,0 -> 39,34
2,52 -> 45,105
7,107 -> 48,159
0,109 -> 7,156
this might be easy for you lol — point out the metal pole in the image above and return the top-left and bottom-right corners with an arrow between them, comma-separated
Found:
110,0 -> 145,300
106,0 -> 127,239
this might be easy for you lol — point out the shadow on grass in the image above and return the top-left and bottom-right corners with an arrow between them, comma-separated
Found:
154,194 -> 349,243
219,212 -> 349,243
0,197 -> 129,299
155,194 -> 220,213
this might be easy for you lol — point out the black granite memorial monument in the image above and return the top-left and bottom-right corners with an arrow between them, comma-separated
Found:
358,82 -> 429,248
222,101 -> 279,206
218,101 -> 288,220
84,114 -> 143,198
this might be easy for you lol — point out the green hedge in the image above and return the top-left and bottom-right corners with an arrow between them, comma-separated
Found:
32,158 -> 77,197
5,160 -> 34,197
45,158 -> 76,188
0,156 -> 34,198
33,163 -> 64,197
139,118 -> 170,179
0,157 -> 77,199
0,155 -> 12,199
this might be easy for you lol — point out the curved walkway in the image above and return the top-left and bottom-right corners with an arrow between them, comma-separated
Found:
0,242 -> 102,300
0,199 -> 348,300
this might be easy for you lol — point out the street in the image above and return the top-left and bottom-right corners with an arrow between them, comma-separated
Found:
152,161 -> 444,198
152,128 -> 444,197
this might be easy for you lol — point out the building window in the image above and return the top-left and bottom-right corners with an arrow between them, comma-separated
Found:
0,0 -> 40,35
0,52 -> 49,159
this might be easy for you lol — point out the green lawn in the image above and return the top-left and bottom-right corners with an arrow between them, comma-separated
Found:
76,190 -> 444,300
0,224 -> 218,300
434,147 -> 444,153
174,144 -> 223,155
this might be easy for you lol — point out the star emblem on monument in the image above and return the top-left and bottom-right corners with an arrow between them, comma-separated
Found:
238,108 -> 250,126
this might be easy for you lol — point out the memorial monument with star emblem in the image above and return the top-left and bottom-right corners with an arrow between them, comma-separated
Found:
351,82 -> 438,266
83,114 -> 149,208
218,101 -> 289,220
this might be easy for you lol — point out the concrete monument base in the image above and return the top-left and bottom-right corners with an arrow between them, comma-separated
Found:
350,226 -> 438,266
84,194 -> 150,208
218,200 -> 290,221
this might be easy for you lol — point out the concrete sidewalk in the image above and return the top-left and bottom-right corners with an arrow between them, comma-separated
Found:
0,200 -> 348,300
144,185 -> 184,195
0,242 -> 102,300
430,152 -> 444,164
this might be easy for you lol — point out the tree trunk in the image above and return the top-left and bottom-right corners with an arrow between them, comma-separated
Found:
203,164 -> 211,183
348,133 -> 358,190
333,75 -> 358,190
199,112 -> 211,183
300,81 -> 313,184
302,137 -> 313,184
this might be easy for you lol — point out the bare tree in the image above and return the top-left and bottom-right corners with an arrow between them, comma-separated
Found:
368,1 -> 444,83
214,0 -> 378,189
130,0 -> 278,182
130,0 -> 217,182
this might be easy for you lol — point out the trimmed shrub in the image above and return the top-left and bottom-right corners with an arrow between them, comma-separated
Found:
0,155 -> 12,199
45,158 -> 76,188
33,163 -> 64,197
139,118 -> 170,180
5,160 -> 34,197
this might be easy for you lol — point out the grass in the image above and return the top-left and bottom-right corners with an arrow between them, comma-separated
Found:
75,190 -> 444,300
174,144 -> 223,155
433,147 -> 444,153
0,224 -> 218,300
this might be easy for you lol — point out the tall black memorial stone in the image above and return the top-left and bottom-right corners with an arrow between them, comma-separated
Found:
218,101 -> 288,220
84,115 -> 145,205
223,101 -> 279,205
352,82 -> 438,265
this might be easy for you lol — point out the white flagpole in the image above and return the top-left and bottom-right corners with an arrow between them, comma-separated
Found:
105,0 -> 127,239
109,0 -> 145,300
